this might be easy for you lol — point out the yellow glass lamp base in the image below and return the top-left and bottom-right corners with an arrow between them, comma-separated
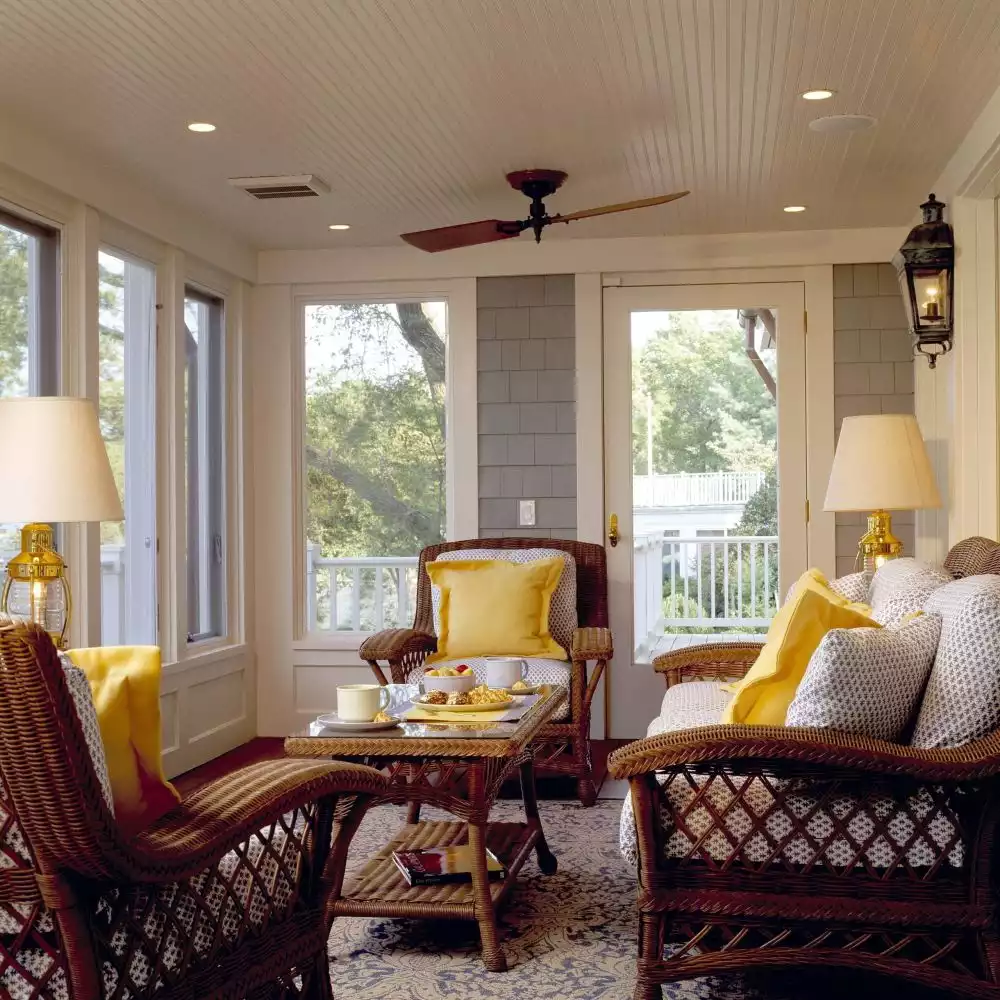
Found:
856,509 -> 903,574
0,522 -> 72,649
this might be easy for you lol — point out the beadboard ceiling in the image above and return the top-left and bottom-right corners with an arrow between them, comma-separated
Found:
2,0 -> 1000,250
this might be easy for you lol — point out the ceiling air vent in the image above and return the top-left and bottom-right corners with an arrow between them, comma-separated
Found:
228,174 -> 330,200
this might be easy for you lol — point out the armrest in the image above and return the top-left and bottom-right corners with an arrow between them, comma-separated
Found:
572,626 -> 613,661
607,724 -> 1000,782
652,641 -> 762,688
359,628 -> 436,663
122,758 -> 387,883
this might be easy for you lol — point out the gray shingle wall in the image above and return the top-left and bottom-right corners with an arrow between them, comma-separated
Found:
833,263 -> 915,577
477,275 -> 576,539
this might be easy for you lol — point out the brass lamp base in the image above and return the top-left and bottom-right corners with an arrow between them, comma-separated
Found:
0,522 -> 72,649
857,509 -> 903,574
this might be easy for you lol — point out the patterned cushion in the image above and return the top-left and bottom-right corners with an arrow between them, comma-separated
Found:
619,680 -> 962,871
59,653 -> 115,812
407,656 -> 571,721
786,614 -> 941,741
868,558 -> 951,626
911,575 -> 1000,748
431,548 -> 577,653
828,570 -> 872,604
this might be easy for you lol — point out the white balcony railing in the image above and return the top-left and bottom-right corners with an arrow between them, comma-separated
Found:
634,533 -> 779,655
633,470 -> 766,509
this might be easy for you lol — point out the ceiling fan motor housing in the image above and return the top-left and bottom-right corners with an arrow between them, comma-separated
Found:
505,169 -> 568,241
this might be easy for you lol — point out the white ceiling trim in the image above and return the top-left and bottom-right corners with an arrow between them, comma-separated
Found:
257,226 -> 907,285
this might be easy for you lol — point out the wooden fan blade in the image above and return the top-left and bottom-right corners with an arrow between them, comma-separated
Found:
401,219 -> 522,253
551,190 -> 689,224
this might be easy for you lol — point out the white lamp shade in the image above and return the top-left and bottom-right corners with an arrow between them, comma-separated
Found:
824,413 -> 941,512
0,397 -> 123,522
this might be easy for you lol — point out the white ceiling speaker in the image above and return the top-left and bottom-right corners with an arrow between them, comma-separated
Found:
228,174 -> 330,200
808,114 -> 877,134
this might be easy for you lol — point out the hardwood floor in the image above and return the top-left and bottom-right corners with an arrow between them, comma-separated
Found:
173,737 -> 631,799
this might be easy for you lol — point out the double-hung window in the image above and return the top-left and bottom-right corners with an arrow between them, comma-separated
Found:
302,299 -> 448,634
184,288 -> 226,643
98,250 -> 157,645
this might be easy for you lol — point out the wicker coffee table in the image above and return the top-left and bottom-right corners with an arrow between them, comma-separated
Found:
284,684 -> 566,972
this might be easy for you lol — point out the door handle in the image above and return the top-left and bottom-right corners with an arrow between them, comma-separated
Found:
608,513 -> 619,548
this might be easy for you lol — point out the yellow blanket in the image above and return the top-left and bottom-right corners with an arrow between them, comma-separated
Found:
67,645 -> 180,834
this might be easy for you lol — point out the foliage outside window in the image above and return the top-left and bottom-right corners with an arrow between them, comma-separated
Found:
304,301 -> 447,633
631,310 -> 777,633
99,251 -> 157,645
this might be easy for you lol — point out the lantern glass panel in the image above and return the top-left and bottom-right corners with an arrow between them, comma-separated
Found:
5,577 -> 68,637
911,267 -> 950,331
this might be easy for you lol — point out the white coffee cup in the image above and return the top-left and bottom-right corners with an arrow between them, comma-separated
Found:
485,656 -> 529,689
337,683 -> 390,722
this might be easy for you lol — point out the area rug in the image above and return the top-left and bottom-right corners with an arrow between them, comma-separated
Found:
329,799 -> 748,999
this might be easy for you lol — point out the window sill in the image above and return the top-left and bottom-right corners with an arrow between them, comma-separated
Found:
293,632 -> 373,652
166,640 -> 248,674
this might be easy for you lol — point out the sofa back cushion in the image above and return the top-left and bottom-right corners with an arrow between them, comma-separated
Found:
867,558 -> 951,626
911,575 -> 1000,748
786,613 -> 941,741
431,547 -> 578,651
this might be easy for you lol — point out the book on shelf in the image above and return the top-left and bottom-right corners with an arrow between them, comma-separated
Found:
391,844 -> 506,886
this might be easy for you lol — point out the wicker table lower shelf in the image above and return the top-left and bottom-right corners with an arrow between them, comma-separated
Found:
332,818 -> 551,921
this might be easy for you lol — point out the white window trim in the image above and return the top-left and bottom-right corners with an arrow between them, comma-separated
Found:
290,277 -> 476,650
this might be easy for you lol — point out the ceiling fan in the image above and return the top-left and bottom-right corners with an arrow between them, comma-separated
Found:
400,169 -> 689,253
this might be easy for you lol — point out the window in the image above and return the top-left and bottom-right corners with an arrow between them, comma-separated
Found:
99,250 -> 157,645
0,209 -> 59,557
184,288 -> 226,643
303,300 -> 447,633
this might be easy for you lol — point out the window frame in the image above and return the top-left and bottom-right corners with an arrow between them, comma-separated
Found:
291,278 -> 477,649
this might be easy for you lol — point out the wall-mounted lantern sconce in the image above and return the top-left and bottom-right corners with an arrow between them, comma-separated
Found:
892,194 -> 955,369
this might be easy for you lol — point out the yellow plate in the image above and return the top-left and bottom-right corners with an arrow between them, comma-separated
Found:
413,698 -> 514,713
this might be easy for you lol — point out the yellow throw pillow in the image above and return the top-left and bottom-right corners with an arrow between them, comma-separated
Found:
722,573 -> 877,726
426,556 -> 568,663
67,645 -> 181,834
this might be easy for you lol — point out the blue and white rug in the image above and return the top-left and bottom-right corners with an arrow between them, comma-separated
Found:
329,799 -> 933,999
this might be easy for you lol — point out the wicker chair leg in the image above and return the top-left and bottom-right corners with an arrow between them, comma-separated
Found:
573,725 -> 598,807
634,913 -> 665,1000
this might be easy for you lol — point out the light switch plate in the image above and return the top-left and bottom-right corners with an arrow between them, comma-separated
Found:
518,499 -> 536,526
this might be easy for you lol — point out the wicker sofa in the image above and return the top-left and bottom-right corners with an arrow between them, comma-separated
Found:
360,537 -> 613,805
608,537 -> 1000,1000
0,620 -> 387,1000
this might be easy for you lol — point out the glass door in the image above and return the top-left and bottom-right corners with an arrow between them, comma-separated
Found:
603,283 -> 808,738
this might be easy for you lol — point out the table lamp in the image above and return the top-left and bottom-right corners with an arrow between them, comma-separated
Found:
824,413 -> 941,572
0,397 -> 123,648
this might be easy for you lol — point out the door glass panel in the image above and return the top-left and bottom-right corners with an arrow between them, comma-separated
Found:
631,309 -> 778,660
303,300 -> 447,633
99,251 -> 157,644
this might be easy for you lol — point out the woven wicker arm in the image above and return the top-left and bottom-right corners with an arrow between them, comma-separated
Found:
361,627 -> 437,684
652,641 -> 762,690
571,626 -> 613,717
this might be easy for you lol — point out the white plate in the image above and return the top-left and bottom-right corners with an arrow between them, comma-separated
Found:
314,713 -> 402,731
412,698 -> 515,713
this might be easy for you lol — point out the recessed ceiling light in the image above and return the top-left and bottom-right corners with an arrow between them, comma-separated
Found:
801,89 -> 835,101
187,122 -> 216,133
809,114 -> 877,134
328,224 -> 351,230
783,205 -> 807,213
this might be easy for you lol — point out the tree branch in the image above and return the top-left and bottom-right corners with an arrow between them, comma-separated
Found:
306,445 -> 441,540
395,302 -> 445,388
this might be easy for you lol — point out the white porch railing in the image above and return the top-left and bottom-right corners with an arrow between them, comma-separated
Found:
305,546 -> 419,633
634,533 -> 779,656
633,470 -> 766,508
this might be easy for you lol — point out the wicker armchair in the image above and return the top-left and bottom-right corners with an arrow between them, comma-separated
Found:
0,621 -> 387,1000
609,545 -> 1000,1000
360,538 -> 612,806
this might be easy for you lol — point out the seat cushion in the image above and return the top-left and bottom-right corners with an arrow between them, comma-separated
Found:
408,656 -> 571,721
911,575 -> 1000,748
723,584 -> 875,726
619,681 -> 962,872
432,547 -> 578,652
786,613 -> 941,741
867,557 -> 951,626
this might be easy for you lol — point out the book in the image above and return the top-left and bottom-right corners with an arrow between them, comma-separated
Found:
391,844 -> 506,886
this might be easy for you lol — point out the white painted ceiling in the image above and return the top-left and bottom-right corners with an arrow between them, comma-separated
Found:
2,0 -> 1000,250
